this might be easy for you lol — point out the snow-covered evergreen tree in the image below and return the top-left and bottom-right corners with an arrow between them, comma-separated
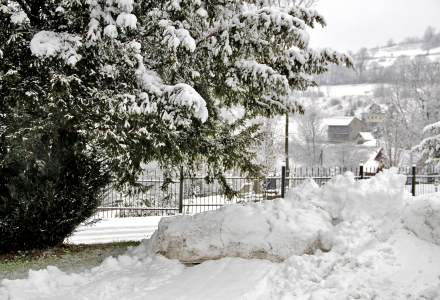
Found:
1,0 -> 351,186
414,121 -> 440,168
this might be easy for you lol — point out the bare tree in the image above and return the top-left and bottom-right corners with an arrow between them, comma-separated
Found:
354,47 -> 369,82
422,26 -> 440,54
374,56 -> 440,166
255,118 -> 284,173
293,106 -> 326,165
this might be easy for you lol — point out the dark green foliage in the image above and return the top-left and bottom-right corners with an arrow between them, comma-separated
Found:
0,129 -> 110,253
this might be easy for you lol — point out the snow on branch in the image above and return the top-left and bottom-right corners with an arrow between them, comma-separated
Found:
423,121 -> 440,135
160,21 -> 197,53
165,83 -> 208,123
135,53 -> 208,123
234,59 -> 289,92
30,31 -> 82,66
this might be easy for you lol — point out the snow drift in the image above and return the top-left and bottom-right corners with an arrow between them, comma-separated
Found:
404,194 -> 440,245
149,169 -> 409,262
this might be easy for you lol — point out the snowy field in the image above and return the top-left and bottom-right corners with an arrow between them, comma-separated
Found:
2,169 -> 440,299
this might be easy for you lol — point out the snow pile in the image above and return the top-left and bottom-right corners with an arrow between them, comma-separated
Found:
30,31 -> 82,66
404,194 -> 440,245
149,169 -> 409,263
259,229 -> 440,299
150,201 -> 333,262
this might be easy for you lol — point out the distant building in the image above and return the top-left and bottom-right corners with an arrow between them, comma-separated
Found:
361,103 -> 386,128
364,147 -> 386,174
324,116 -> 367,143
356,132 -> 375,144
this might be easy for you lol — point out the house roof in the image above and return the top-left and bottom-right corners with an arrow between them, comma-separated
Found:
358,132 -> 375,141
362,139 -> 377,147
323,116 -> 356,126
364,147 -> 383,170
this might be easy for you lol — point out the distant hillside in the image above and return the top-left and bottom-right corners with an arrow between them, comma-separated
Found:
364,42 -> 440,68
318,41 -> 440,86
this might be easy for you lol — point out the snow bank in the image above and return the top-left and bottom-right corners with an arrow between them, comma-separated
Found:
149,169 -> 409,262
404,194 -> 440,245
150,201 -> 332,262
258,229 -> 440,299
0,254 -> 184,300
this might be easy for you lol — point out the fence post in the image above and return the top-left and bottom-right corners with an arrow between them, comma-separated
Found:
411,165 -> 416,197
281,166 -> 286,198
179,166 -> 184,213
359,163 -> 364,180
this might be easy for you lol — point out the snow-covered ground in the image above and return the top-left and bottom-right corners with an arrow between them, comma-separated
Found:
369,44 -> 440,67
2,169 -> 440,299
66,217 -> 163,245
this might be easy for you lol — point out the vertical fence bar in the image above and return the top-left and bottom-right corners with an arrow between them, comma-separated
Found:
411,165 -> 416,197
281,166 -> 286,198
179,166 -> 184,213
359,163 -> 364,180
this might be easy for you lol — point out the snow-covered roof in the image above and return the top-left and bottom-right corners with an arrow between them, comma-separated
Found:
358,132 -> 375,141
364,147 -> 383,169
362,139 -> 377,147
323,116 -> 356,126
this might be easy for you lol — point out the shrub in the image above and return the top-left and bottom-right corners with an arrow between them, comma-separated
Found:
0,129 -> 110,253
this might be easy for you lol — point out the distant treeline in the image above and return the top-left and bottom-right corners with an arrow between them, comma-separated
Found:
318,26 -> 440,86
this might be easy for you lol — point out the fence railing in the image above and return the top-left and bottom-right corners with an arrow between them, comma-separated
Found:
95,165 -> 440,218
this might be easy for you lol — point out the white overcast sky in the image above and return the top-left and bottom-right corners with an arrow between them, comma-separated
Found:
309,0 -> 440,52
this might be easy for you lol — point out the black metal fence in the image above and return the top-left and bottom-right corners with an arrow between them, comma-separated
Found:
95,165 -> 440,218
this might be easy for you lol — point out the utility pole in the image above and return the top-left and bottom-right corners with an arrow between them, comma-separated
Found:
319,149 -> 323,166
285,112 -> 289,175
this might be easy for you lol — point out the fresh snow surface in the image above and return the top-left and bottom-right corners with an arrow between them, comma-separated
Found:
30,31 -> 82,66
2,169 -> 440,299
65,217 -> 162,245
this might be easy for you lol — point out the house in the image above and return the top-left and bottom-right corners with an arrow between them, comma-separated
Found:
364,147 -> 385,175
324,116 -> 367,143
356,132 -> 375,144
361,103 -> 386,128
